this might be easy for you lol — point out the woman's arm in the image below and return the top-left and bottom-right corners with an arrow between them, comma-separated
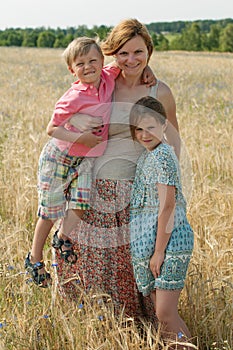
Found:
69,113 -> 103,131
157,81 -> 181,158
150,184 -> 175,278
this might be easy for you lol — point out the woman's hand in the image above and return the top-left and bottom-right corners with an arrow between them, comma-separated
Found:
150,250 -> 165,278
142,66 -> 157,87
70,113 -> 103,132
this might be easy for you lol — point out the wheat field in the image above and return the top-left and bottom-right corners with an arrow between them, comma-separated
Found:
0,47 -> 232,350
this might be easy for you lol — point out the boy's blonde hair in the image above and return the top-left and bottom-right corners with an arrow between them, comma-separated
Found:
63,37 -> 104,67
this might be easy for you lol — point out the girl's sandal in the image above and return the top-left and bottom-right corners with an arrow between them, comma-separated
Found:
52,230 -> 78,264
25,252 -> 51,288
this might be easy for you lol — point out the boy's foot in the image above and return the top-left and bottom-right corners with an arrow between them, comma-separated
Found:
25,252 -> 52,288
52,230 -> 77,264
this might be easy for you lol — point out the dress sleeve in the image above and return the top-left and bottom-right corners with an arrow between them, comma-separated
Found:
148,146 -> 179,186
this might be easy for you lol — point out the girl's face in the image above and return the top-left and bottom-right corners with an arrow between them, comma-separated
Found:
69,46 -> 104,88
134,115 -> 165,151
114,36 -> 148,77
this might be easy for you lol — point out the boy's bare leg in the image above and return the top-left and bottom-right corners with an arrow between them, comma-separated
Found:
59,208 -> 84,240
27,217 -> 54,286
30,217 -> 54,263
53,209 -> 84,264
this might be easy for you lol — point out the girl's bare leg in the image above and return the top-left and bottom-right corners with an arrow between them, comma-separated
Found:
151,289 -> 193,349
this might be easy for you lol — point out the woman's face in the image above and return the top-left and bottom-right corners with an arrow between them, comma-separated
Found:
114,36 -> 148,77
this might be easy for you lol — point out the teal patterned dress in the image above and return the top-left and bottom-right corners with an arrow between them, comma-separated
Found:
130,143 -> 194,296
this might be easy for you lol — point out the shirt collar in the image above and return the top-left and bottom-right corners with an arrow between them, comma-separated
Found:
71,72 -> 105,91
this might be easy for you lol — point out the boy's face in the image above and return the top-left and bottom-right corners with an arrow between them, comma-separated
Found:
134,114 -> 165,151
69,46 -> 104,87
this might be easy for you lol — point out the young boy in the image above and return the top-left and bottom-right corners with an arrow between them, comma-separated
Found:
25,37 -> 120,287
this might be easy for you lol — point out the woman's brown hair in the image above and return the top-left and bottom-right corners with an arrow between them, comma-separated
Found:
101,18 -> 154,62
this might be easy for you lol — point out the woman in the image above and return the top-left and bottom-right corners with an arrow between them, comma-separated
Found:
54,18 -> 180,321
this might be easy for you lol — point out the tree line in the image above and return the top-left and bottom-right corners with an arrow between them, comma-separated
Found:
0,18 -> 233,52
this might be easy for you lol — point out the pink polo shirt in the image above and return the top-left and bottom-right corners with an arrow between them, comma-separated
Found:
51,65 -> 119,157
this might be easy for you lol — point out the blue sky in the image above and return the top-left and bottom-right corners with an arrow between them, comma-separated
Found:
0,0 -> 232,29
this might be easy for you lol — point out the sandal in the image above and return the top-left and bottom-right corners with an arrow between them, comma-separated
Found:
52,230 -> 77,264
25,252 -> 51,288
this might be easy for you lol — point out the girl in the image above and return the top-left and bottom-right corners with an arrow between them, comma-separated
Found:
129,96 -> 194,346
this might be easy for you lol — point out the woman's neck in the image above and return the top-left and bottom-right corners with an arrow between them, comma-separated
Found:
114,73 -> 150,103
117,71 -> 142,88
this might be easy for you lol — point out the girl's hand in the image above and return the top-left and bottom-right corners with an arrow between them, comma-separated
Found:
70,113 -> 103,132
150,250 -> 165,278
77,131 -> 102,148
142,66 -> 157,87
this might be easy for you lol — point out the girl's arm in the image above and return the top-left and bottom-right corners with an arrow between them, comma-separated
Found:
150,183 -> 176,278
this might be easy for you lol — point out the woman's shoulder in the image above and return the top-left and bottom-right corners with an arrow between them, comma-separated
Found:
157,80 -> 173,98
150,79 -> 175,110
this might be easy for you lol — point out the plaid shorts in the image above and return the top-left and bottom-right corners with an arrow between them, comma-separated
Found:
37,140 -> 94,220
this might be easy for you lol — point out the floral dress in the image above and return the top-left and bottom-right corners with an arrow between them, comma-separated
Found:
130,143 -> 194,296
54,85 -> 160,321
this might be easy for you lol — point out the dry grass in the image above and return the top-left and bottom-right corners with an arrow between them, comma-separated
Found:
0,47 -> 232,350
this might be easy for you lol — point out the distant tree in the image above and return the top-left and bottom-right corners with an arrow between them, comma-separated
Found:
11,31 -> 23,46
66,27 -> 76,36
169,23 -> 202,51
219,23 -> 233,52
53,32 -> 66,48
92,25 -> 112,40
62,34 -> 74,47
147,21 -> 188,34
0,30 -> 10,46
150,32 -> 158,47
156,33 -> 169,50
2,29 -> 23,46
181,23 -> 203,51
0,19 -> 232,51
22,30 -> 38,47
207,24 -> 221,51
200,32 -> 210,51
37,31 -> 56,47
73,25 -> 90,37
90,25 -> 102,39
169,34 -> 184,50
